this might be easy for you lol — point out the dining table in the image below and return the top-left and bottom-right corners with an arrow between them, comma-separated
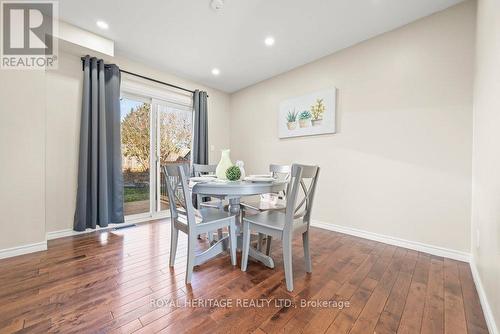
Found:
191,178 -> 287,269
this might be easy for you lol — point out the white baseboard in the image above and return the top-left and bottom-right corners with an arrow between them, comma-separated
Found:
0,241 -> 47,260
46,229 -> 80,240
311,220 -> 471,262
470,259 -> 499,334
0,216 -> 170,260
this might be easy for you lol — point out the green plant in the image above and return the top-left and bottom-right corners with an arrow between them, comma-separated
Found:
124,187 -> 149,202
298,110 -> 312,120
286,110 -> 298,122
226,165 -> 241,181
311,98 -> 326,120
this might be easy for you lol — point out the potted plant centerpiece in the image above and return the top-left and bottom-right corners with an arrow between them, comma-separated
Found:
311,98 -> 326,126
226,165 -> 242,181
286,110 -> 298,130
298,110 -> 312,128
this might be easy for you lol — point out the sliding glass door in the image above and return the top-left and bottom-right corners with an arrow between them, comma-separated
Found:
156,102 -> 193,212
120,92 -> 193,220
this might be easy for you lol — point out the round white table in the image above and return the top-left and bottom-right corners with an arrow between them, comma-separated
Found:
192,179 -> 287,268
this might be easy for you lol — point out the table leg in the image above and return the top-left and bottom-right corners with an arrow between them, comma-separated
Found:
228,197 -> 241,222
249,247 -> 275,268
228,197 -> 275,269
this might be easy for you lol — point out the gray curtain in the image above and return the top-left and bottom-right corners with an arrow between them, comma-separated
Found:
74,56 -> 124,231
193,90 -> 208,165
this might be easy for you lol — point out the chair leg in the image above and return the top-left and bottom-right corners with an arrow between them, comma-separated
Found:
241,221 -> 251,271
185,234 -> 196,284
266,236 -> 272,256
303,231 -> 312,273
228,220 -> 237,266
169,222 -> 179,267
283,234 -> 293,292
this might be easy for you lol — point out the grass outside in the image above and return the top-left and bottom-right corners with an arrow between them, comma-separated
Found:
124,187 -> 149,202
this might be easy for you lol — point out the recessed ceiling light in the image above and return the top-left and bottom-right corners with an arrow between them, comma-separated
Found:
264,36 -> 275,46
210,0 -> 224,11
96,20 -> 109,30
211,68 -> 220,76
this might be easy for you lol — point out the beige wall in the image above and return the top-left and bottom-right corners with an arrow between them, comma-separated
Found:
45,51 -> 83,233
0,1 -> 482,263
229,1 -> 476,252
45,49 -> 231,233
0,70 -> 46,249
471,0 -> 500,330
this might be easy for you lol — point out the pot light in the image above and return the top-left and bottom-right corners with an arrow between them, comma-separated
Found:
210,0 -> 224,11
96,20 -> 109,30
211,68 -> 220,76
264,36 -> 275,46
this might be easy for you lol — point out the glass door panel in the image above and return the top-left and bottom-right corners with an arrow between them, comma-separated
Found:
157,103 -> 193,212
120,97 -> 152,217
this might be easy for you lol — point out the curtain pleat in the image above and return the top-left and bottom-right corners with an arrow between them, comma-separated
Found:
193,90 -> 209,165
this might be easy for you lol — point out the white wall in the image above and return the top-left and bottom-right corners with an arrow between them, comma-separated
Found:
45,48 -> 231,233
229,1 -> 476,253
471,0 -> 500,331
0,70 -> 46,250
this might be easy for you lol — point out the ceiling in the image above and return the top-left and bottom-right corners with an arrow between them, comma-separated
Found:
58,0 -> 464,93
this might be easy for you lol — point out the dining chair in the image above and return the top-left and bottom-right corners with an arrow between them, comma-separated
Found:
241,164 -> 291,254
192,163 -> 227,242
192,164 -> 223,207
163,164 -> 237,284
240,163 -> 320,292
192,163 -> 217,177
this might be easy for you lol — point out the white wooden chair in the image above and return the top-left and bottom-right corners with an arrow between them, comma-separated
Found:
240,164 -> 320,291
192,163 -> 225,210
192,163 -> 227,242
164,164 -> 237,284
240,164 -> 291,254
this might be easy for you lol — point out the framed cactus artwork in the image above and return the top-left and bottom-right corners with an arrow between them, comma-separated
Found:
278,88 -> 336,138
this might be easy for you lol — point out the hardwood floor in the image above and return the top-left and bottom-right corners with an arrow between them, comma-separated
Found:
124,199 -> 169,216
0,220 -> 489,333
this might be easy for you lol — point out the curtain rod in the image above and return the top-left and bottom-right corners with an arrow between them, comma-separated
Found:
120,69 -> 195,94
80,56 -> 207,96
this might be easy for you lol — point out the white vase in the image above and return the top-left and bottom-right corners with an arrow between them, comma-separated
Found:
235,160 -> 246,180
216,149 -> 233,179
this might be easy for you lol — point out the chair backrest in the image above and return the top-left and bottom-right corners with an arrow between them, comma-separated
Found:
163,164 -> 196,229
192,164 -> 217,177
269,164 -> 291,197
284,164 -> 320,231
270,164 -> 290,179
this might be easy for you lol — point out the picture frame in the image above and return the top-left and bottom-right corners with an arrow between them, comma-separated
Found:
278,88 -> 337,139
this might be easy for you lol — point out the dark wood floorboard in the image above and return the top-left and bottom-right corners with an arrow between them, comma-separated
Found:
0,220 -> 489,334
